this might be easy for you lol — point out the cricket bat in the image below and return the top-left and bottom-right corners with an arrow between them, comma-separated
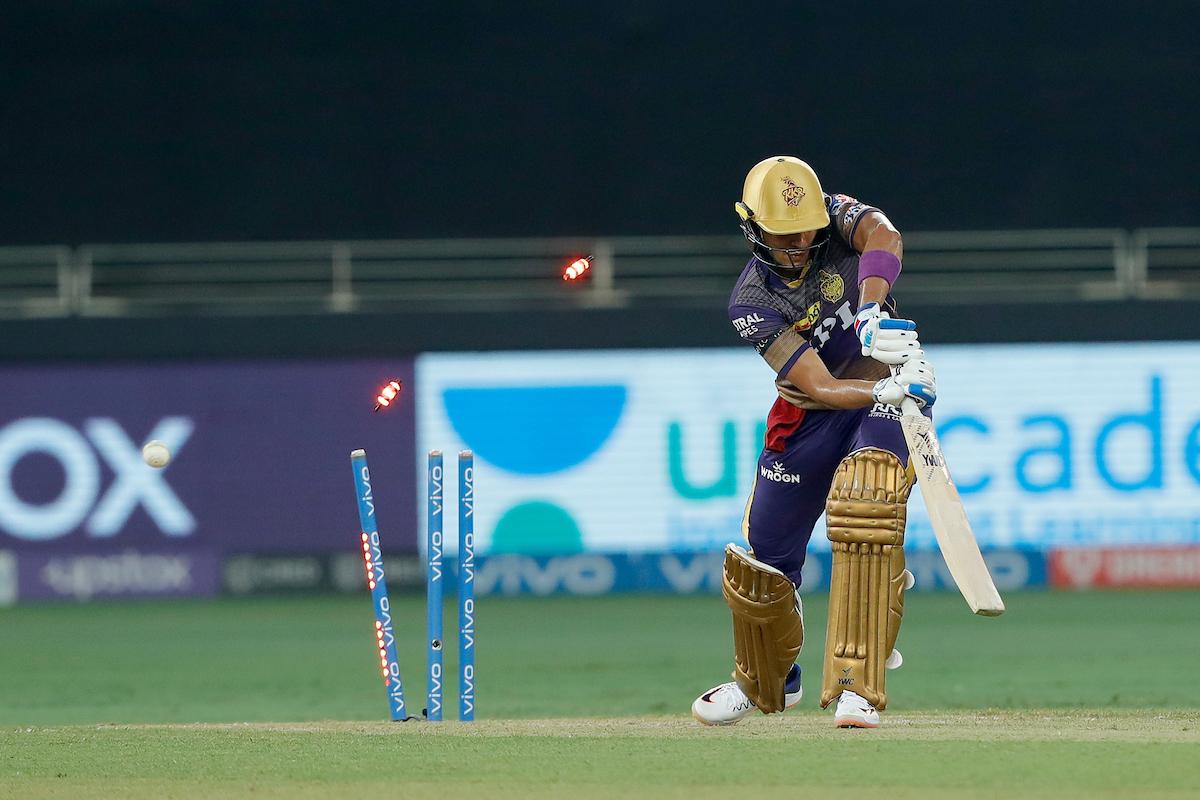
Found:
900,398 -> 1005,616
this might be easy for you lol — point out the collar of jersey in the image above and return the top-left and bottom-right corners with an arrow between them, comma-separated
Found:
757,256 -> 813,290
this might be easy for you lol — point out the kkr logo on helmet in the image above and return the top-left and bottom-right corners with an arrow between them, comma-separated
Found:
780,176 -> 806,207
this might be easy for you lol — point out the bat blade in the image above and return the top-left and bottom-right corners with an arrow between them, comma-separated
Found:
900,406 -> 1005,617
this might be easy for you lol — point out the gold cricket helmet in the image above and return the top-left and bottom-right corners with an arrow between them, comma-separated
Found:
735,156 -> 830,234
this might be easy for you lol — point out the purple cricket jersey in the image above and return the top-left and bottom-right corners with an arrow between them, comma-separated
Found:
726,192 -> 925,586
729,192 -> 891,410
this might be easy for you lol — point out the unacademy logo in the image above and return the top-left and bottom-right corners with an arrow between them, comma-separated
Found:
441,384 -> 628,554
760,461 -> 802,484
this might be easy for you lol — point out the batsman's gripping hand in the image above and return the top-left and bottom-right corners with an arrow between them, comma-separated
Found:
855,303 -> 923,365
872,358 -> 937,408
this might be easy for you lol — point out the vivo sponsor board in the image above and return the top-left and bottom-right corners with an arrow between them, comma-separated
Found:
0,361 -> 416,555
16,550 -> 220,601
417,345 -> 1200,555
434,548 -> 1043,596
1049,545 -> 1200,588
330,551 -> 424,594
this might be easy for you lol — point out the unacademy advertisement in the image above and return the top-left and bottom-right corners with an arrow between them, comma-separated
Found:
416,344 -> 1200,555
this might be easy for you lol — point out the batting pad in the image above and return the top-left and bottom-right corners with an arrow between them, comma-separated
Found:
722,544 -> 803,714
821,448 -> 912,711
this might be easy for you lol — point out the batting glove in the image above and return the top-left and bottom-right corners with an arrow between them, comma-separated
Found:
872,358 -> 937,408
855,303 -> 922,365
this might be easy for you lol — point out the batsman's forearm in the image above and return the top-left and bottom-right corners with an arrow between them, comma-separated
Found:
859,276 -> 890,308
805,378 -> 877,409
783,349 -> 878,409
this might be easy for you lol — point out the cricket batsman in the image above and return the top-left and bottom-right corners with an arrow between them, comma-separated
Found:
691,156 -> 935,729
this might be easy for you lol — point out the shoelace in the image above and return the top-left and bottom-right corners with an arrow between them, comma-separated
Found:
722,684 -> 754,712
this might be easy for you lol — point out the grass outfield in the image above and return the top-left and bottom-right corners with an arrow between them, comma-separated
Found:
4,714 -> 1198,800
1,591 -> 1198,798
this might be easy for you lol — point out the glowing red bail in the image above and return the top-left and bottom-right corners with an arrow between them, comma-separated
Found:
373,379 -> 404,412
563,257 -> 592,281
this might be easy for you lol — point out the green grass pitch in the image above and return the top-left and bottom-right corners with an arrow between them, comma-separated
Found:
1,590 -> 1198,798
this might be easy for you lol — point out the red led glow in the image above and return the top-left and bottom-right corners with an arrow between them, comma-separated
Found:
361,533 -> 368,542
563,257 -> 592,281
368,580 -> 376,589
375,621 -> 382,629
373,379 -> 404,412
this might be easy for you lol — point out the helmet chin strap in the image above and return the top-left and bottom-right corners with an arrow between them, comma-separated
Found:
766,259 -> 812,286
739,219 -> 827,284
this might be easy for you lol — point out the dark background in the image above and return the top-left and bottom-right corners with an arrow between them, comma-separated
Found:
2,1 -> 1197,245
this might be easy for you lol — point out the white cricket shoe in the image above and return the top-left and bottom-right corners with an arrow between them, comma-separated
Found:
691,664 -> 802,726
834,690 -> 880,728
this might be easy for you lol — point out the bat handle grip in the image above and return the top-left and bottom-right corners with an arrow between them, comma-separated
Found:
890,365 -> 924,417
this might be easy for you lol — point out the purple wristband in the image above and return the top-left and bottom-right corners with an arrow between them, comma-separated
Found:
858,250 -> 902,286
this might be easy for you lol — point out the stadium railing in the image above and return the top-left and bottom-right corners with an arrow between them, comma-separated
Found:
1130,228 -> 1200,300
0,228 -> 1193,318
0,246 -> 74,317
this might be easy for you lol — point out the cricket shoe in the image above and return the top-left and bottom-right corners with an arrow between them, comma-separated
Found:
691,664 -> 802,726
834,690 -> 880,729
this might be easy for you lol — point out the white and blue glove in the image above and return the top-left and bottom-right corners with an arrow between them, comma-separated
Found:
873,358 -> 937,408
855,303 -> 923,365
